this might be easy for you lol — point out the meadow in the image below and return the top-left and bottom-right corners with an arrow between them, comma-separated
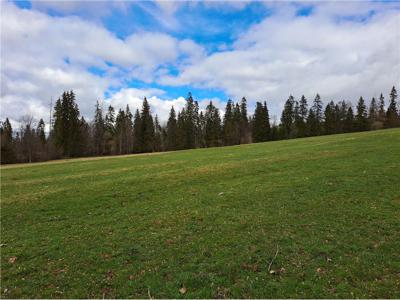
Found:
1,129 -> 399,298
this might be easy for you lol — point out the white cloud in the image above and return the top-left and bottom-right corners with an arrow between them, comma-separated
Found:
106,88 -> 186,123
0,2 -> 202,124
160,2 -> 400,116
1,1 -> 399,127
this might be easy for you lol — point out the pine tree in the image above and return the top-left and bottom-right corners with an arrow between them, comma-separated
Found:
133,109 -> 142,153
368,97 -> 379,129
115,109 -> 125,154
176,111 -> 186,150
166,106 -> 177,151
124,105 -> 134,153
378,93 -> 386,123
79,116 -> 90,156
52,91 -> 81,157
306,108 -> 317,136
280,95 -> 295,138
0,118 -> 16,163
386,86 -> 398,128
104,105 -> 116,154
154,115 -> 162,152
141,98 -> 155,152
312,94 -> 323,135
223,99 -> 236,145
355,96 -> 368,131
252,101 -> 270,142
205,101 -> 222,147
240,97 -> 250,143
36,118 -> 46,146
324,101 -> 335,134
296,95 -> 308,137
182,93 -> 197,149
93,100 -> 105,155
344,106 -> 354,132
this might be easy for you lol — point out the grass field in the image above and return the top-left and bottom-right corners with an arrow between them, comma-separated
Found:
1,129 -> 400,298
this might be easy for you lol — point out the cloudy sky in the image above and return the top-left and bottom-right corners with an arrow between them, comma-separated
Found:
1,1 -> 399,126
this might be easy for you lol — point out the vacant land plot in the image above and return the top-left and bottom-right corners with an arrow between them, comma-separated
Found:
1,129 -> 399,298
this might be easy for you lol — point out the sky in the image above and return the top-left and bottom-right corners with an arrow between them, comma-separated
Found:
1,0 -> 399,127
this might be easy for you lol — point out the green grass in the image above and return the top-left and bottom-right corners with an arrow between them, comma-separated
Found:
1,129 -> 400,298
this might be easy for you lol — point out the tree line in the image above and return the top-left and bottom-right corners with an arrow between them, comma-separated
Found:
1,86 -> 399,164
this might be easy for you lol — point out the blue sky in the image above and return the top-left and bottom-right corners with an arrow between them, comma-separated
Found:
2,1 -> 399,124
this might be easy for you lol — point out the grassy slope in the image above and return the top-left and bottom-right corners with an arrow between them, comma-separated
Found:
1,129 -> 399,298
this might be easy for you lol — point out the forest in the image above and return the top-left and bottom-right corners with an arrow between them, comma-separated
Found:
0,86 -> 398,164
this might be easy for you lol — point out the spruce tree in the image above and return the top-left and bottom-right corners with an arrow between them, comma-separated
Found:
205,101 -> 222,147
166,106 -> 177,151
355,96 -> 368,131
115,109 -> 126,154
312,94 -> 323,135
306,108 -> 317,136
154,115 -> 162,152
176,111 -> 186,150
52,91 -> 81,157
368,97 -> 379,129
240,97 -> 250,143
252,101 -> 270,142
0,118 -> 15,163
324,101 -> 336,135
181,93 -> 197,149
386,86 -> 398,128
36,118 -> 46,146
93,101 -> 105,155
280,95 -> 295,138
133,109 -> 142,153
140,98 -> 155,152
233,103 -> 241,144
378,93 -> 386,123
344,106 -> 354,132
104,105 -> 116,154
223,99 -> 236,145
297,95 -> 308,137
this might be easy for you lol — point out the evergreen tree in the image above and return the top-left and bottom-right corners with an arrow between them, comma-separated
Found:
204,101 -> 222,147
223,99 -> 237,145
166,106 -> 177,151
36,118 -> 46,146
104,105 -> 116,154
0,118 -> 15,163
312,94 -> 323,135
368,97 -> 378,122
176,111 -> 186,150
52,91 -> 81,156
355,96 -> 368,131
182,93 -> 197,149
386,86 -> 399,128
368,97 -> 379,129
280,95 -> 295,138
296,95 -> 308,137
115,109 -> 126,154
252,101 -> 270,142
154,115 -> 162,152
79,117 -> 90,156
324,101 -> 338,135
344,106 -> 354,132
125,105 -> 134,153
198,111 -> 206,148
133,109 -> 142,153
240,97 -> 250,143
93,101 -> 105,155
140,98 -> 155,152
378,93 -> 386,123
306,108 -> 317,136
